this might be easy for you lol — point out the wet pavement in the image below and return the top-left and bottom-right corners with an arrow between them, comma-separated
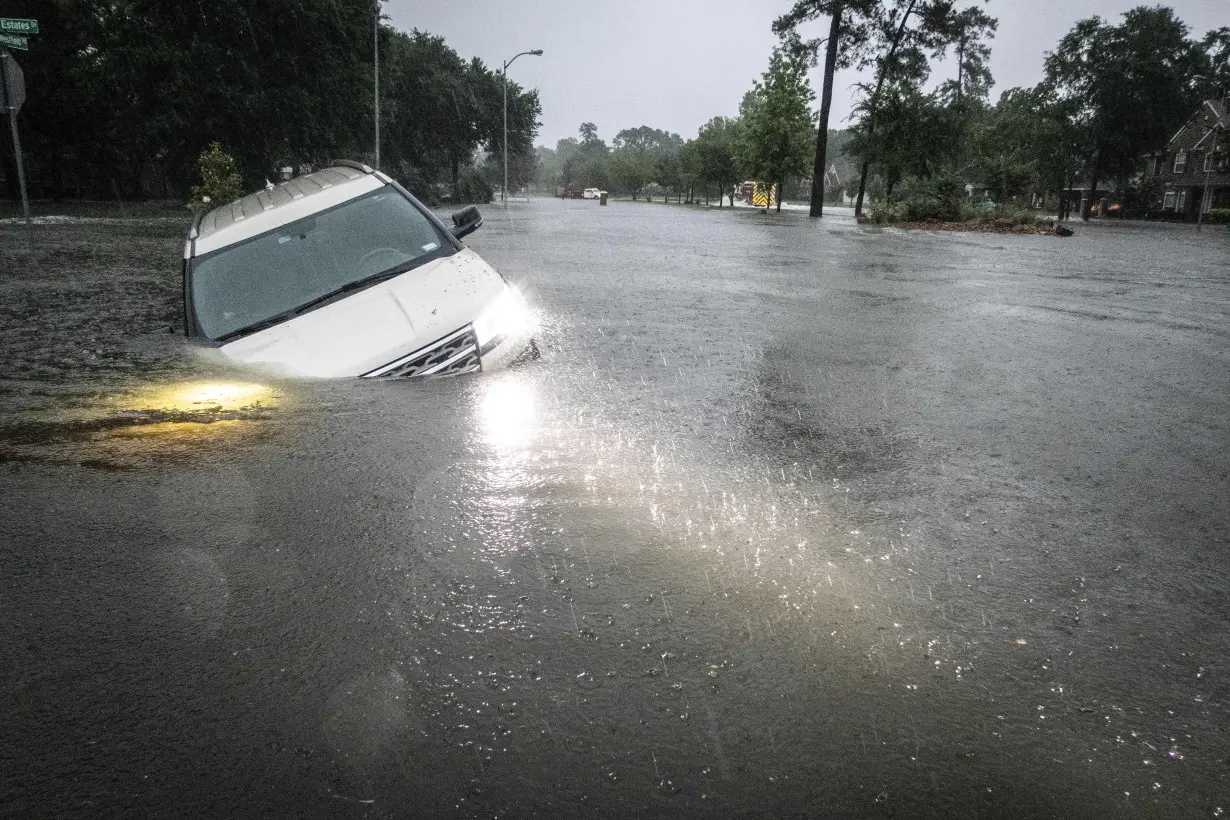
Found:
1,200 -> 1228,818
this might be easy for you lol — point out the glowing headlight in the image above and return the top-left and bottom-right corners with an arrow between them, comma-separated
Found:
473,286 -> 532,351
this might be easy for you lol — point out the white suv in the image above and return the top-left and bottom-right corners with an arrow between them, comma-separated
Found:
183,161 -> 535,379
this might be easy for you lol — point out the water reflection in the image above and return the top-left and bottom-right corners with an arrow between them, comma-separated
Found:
118,380 -> 279,415
476,376 -> 537,452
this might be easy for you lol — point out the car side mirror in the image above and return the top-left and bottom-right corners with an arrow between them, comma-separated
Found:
450,205 -> 483,239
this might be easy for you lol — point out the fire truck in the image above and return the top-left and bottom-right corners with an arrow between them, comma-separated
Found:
739,181 -> 777,207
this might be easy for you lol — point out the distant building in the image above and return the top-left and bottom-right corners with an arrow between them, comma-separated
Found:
1147,99 -> 1228,219
1059,182 -> 1121,218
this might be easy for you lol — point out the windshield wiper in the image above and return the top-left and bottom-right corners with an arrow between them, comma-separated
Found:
215,311 -> 297,343
291,267 -> 410,317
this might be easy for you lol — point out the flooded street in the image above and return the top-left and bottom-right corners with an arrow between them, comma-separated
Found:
2,201 -> 1228,818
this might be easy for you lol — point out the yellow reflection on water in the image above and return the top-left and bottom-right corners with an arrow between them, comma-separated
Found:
123,381 -> 277,413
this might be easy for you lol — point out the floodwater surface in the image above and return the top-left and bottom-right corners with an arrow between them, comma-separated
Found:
1,201 -> 1228,818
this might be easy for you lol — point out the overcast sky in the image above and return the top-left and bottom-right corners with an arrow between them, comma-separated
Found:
386,1 -> 1227,148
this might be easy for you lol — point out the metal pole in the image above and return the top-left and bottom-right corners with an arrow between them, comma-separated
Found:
373,2 -> 380,170
1197,129 -> 1216,230
500,50 -> 541,208
502,62 -> 507,207
1,49 -> 29,225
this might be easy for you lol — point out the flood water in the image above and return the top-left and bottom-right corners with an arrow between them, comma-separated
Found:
2,201 -> 1228,818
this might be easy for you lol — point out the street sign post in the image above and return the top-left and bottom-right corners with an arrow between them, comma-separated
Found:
1,47 -> 30,223
0,33 -> 27,50
0,19 -> 39,35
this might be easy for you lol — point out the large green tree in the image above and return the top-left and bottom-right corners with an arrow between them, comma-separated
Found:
562,124 -> 612,191
773,1 -> 882,217
1044,6 -> 1205,219
737,47 -> 816,212
0,0 -> 539,203
692,116 -> 742,206
610,126 -> 680,199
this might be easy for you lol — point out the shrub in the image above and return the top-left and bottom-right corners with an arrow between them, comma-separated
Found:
868,201 -> 903,224
457,166 -> 493,204
1205,208 -> 1230,225
187,142 -> 243,211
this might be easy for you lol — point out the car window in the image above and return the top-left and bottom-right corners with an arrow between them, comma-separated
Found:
190,187 -> 452,341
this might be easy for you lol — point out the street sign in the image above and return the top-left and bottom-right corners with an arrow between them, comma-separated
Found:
1,49 -> 25,113
0,33 -> 28,50
0,19 -> 39,35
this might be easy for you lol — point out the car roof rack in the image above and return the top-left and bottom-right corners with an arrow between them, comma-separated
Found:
328,159 -> 374,174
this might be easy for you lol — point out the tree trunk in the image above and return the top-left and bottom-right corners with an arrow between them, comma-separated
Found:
776,178 -> 783,213
854,0 -> 918,218
809,8 -> 842,218
855,160 -> 870,216
1084,161 -> 1100,221
955,37 -> 965,105
451,153 -> 460,202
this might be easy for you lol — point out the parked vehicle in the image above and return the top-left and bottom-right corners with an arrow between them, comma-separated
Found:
183,161 -> 536,379
582,188 -> 601,200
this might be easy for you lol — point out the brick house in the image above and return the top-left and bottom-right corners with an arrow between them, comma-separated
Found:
1147,99 -> 1228,219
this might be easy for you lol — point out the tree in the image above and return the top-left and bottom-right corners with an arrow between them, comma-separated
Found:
774,1 -> 882,217
1044,6 -> 1204,219
0,1 -> 541,203
848,79 -> 958,200
188,143 -> 243,210
562,123 -> 611,191
610,126 -> 680,199
693,116 -> 742,206
737,47 -> 816,212
974,86 -> 1084,218
1197,27 -> 1230,101
937,6 -> 997,106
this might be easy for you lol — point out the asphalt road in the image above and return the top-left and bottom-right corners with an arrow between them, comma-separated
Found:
2,200 -> 1228,818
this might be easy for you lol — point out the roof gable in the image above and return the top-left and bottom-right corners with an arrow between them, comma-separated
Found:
1166,101 -> 1226,152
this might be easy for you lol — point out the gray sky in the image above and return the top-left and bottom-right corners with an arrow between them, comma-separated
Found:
386,0 -> 1228,148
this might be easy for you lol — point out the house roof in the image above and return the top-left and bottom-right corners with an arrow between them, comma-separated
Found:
1168,99 -> 1228,149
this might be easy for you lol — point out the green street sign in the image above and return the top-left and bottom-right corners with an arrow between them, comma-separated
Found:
0,19 -> 39,35
0,33 -> 28,50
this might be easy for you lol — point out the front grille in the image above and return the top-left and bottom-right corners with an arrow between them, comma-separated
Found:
362,325 -> 481,379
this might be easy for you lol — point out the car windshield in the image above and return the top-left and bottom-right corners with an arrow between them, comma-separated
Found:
190,187 -> 452,341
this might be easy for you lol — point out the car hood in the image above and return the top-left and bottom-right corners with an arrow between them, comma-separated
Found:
217,248 -> 506,378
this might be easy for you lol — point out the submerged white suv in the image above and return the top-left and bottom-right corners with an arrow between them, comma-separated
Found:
182,161 -> 535,379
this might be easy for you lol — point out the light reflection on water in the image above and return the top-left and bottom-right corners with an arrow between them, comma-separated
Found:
120,380 -> 278,413
476,375 -> 538,453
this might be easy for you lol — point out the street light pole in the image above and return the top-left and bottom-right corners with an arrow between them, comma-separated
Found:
373,1 -> 380,170
502,49 -> 542,207
1197,126 -> 1218,230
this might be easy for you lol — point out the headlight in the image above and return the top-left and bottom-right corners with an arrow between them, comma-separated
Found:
473,286 -> 533,351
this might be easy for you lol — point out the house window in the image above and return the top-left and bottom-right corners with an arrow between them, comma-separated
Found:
1153,155 -> 1164,176
1205,151 -> 1216,172
1163,191 -> 1176,210
1174,151 -> 1187,173
1176,190 -> 1187,211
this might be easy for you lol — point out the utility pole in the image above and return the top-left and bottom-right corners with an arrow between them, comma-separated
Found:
1196,125 -> 1218,230
373,1 -> 380,170
501,49 -> 542,207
